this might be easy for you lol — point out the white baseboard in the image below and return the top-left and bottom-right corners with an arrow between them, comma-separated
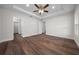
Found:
46,34 -> 74,40
0,38 -> 13,43
74,37 -> 79,47
22,33 -> 42,38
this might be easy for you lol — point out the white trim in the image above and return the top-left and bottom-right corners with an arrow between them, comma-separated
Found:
0,38 -> 14,43
74,39 -> 79,47
13,5 -> 41,19
42,10 -> 74,19
46,34 -> 74,40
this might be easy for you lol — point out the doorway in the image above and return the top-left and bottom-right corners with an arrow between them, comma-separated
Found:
13,17 -> 21,35
42,21 -> 46,34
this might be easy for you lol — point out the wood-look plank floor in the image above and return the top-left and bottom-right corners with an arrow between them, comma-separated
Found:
0,34 -> 79,55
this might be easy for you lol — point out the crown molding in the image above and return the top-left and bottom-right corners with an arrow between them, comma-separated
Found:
13,5 -> 75,20
41,9 -> 75,19
13,5 -> 41,19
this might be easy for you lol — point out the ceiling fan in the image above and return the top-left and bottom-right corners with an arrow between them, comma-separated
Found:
33,4 -> 49,15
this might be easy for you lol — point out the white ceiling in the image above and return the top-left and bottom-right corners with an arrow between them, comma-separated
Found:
15,4 -> 64,16
0,4 -> 76,19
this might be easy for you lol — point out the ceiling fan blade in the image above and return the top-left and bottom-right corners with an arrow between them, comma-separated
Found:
33,10 -> 38,12
44,10 -> 48,12
34,4 -> 39,8
43,4 -> 49,9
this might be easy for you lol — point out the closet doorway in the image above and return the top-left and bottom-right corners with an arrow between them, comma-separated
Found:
13,17 -> 21,35
42,21 -> 46,34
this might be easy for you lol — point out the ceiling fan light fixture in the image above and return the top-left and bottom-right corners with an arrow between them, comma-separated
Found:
38,9 -> 41,13
34,4 -> 49,15
38,9 -> 44,14
41,10 -> 44,13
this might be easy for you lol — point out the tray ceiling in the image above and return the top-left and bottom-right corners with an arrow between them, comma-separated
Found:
0,4 -> 76,19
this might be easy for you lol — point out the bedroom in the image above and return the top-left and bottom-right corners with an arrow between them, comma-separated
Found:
0,4 -> 79,55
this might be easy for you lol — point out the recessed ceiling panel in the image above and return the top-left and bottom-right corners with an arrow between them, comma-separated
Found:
0,4 -> 75,19
14,4 -> 75,17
